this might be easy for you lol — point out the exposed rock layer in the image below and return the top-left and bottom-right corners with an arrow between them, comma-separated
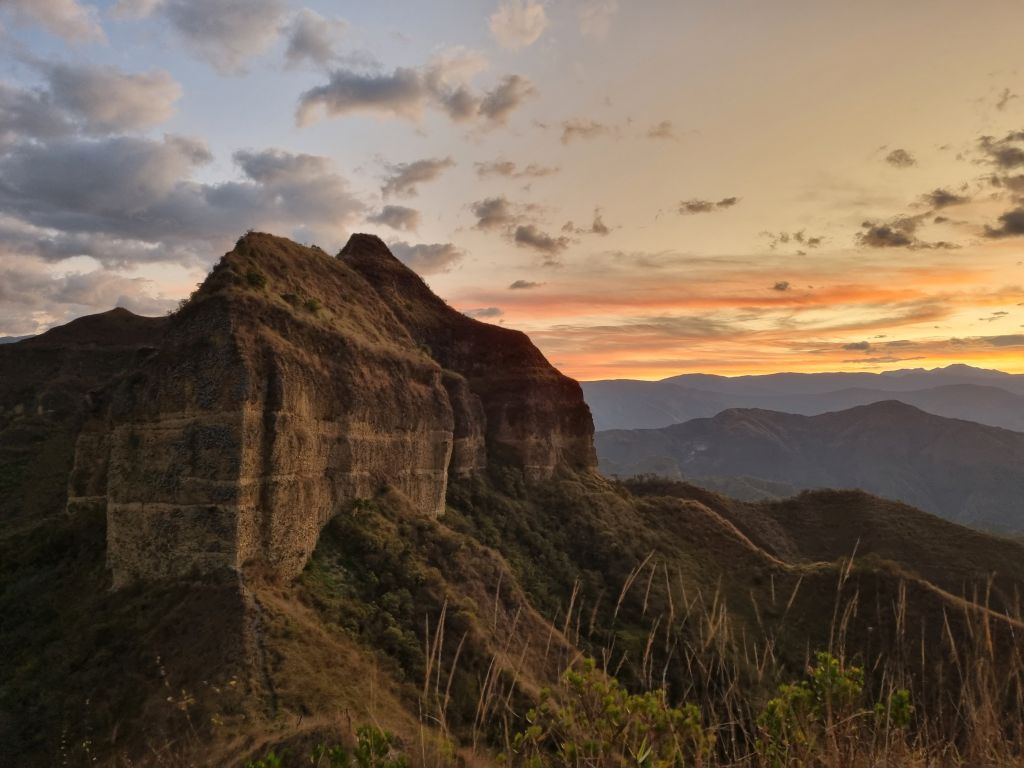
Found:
64,233 -> 595,586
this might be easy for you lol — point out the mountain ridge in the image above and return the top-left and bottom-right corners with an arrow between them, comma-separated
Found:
583,365 -> 1024,431
596,400 -> 1024,531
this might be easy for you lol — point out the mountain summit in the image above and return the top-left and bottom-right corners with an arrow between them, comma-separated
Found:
68,232 -> 595,587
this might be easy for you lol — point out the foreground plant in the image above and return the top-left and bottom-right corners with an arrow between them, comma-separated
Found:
510,657 -> 714,767
244,725 -> 409,768
756,652 -> 911,767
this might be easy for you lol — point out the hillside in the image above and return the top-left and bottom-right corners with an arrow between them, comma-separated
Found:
596,401 -> 1024,531
1,234 -> 1023,766
583,367 -> 1024,431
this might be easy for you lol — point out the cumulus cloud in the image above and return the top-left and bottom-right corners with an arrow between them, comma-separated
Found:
513,224 -> 569,260
921,187 -> 970,209
464,306 -> 503,319
478,75 -> 535,124
42,62 -> 181,133
984,206 -> 1024,238
475,160 -> 558,178
472,196 -> 519,230
0,63 -> 180,145
380,157 -> 455,198
856,219 -> 917,248
0,135 -> 365,268
509,279 -> 543,289
298,67 -> 424,123
490,0 -> 548,50
0,255 -> 175,335
283,8 -> 348,69
578,0 -> 618,40
297,58 -> 534,127
367,205 -> 420,232
884,148 -> 916,168
979,131 -> 1024,170
856,215 -> 956,250
0,83 -> 74,145
128,0 -> 289,74
1,0 -> 105,42
678,197 -> 739,215
560,118 -> 610,144
388,241 -> 463,274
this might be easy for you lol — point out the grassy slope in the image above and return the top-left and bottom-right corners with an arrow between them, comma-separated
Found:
3,460 -> 1024,765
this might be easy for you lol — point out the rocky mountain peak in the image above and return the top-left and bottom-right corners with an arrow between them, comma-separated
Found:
59,232 -> 596,588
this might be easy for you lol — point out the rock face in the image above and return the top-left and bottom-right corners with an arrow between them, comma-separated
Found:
64,233 -> 595,587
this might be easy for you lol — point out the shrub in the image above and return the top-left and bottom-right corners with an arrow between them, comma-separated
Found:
755,651 -> 911,767
245,726 -> 407,768
511,657 -> 714,767
246,269 -> 268,289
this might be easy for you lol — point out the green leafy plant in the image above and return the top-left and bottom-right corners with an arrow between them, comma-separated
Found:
756,652 -> 912,767
308,727 -> 408,768
511,657 -> 713,767
245,268 -> 268,289
245,750 -> 284,768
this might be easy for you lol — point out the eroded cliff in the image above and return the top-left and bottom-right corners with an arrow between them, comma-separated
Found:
67,232 -> 595,587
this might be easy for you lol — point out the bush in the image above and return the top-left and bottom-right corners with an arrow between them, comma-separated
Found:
511,657 -> 714,767
246,268 -> 268,289
756,651 -> 911,767
244,726 -> 407,768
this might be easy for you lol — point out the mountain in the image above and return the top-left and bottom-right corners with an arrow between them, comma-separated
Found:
2,233 -> 1023,766
595,401 -> 1024,531
583,366 -> 1024,431
0,334 -> 33,344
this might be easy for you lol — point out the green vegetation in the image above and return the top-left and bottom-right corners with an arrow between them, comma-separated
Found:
245,726 -> 409,768
246,268 -> 269,289
511,658 -> 713,768
755,652 -> 911,767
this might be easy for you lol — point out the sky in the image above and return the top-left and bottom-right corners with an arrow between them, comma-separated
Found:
0,0 -> 1023,379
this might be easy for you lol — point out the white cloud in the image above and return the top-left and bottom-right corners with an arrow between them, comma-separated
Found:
0,253 -> 174,335
43,63 -> 181,133
0,135 -> 365,267
1,0 -> 105,42
120,0 -> 289,74
283,8 -> 348,69
489,0 -> 548,50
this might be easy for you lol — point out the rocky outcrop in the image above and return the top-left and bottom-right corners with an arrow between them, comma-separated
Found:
340,234 -> 596,479
63,233 -> 595,587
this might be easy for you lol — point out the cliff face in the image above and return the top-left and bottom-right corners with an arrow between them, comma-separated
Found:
340,234 -> 597,479
66,233 -> 595,587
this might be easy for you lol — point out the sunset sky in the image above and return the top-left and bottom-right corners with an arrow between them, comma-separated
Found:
1,0 -> 1023,379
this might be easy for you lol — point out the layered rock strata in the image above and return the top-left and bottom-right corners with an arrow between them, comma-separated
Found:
62,233 -> 595,586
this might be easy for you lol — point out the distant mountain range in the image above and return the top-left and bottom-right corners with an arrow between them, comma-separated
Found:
582,364 -> 1024,432
595,400 -> 1024,532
